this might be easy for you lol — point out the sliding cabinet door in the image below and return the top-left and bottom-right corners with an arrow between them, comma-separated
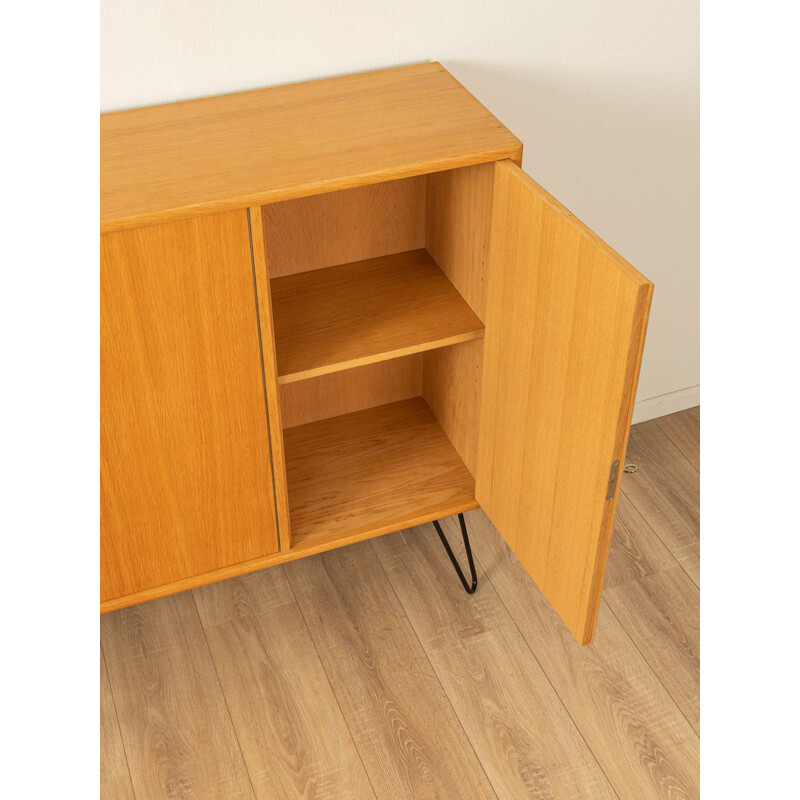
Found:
477,161 -> 653,644
101,211 -> 280,605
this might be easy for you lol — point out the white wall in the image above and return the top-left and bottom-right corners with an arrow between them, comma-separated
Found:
101,0 -> 699,421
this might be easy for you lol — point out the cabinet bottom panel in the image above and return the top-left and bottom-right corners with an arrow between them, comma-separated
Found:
101,397 -> 477,614
283,396 -> 477,550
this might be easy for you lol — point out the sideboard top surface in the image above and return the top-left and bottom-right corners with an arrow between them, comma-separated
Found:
100,62 -> 523,233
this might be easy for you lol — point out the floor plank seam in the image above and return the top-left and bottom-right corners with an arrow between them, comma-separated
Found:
190,592 -> 259,799
654,413 -> 700,476
278,564 -> 380,800
612,495 -> 692,590
472,545 -> 623,800
601,597 -> 700,738
368,535 -> 503,800
100,407 -> 699,800
101,644 -> 138,800
620,485 -> 700,592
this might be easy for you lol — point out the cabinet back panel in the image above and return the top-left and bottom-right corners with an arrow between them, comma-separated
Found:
279,356 -> 422,429
100,211 -> 280,601
261,177 -> 425,278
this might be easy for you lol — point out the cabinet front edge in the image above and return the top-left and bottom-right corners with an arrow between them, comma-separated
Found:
100,497 -> 480,614
100,147 -> 523,234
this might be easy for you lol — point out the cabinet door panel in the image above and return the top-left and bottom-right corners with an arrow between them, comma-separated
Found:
477,161 -> 652,644
101,211 -> 280,602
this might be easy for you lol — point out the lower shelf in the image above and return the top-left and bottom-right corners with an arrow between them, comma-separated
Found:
284,397 -> 478,550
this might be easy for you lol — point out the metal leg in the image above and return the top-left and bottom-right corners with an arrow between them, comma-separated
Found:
432,513 -> 477,594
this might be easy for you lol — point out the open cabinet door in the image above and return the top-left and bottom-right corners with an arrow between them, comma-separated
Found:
476,160 -> 653,644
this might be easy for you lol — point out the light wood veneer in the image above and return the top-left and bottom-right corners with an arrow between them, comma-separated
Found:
270,250 -> 484,384
261,176 -> 426,278
100,211 -> 280,602
100,63 -> 653,646
476,161 -> 652,643
101,63 -> 522,233
279,355 -> 422,429
283,398 -> 478,550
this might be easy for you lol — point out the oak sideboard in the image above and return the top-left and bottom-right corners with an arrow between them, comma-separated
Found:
100,62 -> 652,644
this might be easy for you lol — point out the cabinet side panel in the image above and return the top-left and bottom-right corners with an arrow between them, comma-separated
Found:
280,356 -> 423,429
100,211 -> 280,601
423,164 -> 493,479
261,177 -> 426,278
425,162 -> 495,321
422,340 -> 483,476
249,206 -> 292,547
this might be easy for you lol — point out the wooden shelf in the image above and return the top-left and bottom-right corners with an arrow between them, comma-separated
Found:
270,250 -> 484,384
284,398 -> 478,551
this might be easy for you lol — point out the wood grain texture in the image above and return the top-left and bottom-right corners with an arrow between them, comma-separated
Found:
100,648 -> 135,800
476,160 -> 653,644
284,541 -> 499,800
279,355 -> 422,429
283,398 -> 477,549
372,523 -> 617,799
103,389 -> 477,611
422,339 -> 483,476
248,205 -> 292,548
271,250 -> 484,384
420,163 -> 495,476
101,594 -> 255,799
101,211 -> 279,602
470,509 -> 700,800
262,177 -> 425,278
655,406 -> 700,471
101,410 -> 700,800
425,162 -> 495,321
605,567 -> 700,735
602,492 -> 679,591
621,419 -> 700,585
101,62 -> 522,233
193,570 -> 375,800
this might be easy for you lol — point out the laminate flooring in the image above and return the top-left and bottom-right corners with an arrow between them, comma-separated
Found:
101,407 -> 700,799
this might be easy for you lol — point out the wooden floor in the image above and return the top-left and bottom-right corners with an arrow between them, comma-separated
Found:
101,407 -> 700,800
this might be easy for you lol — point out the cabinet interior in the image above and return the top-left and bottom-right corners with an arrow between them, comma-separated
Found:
257,163 -> 496,549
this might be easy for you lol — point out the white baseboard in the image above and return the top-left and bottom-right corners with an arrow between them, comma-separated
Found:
632,385 -> 700,424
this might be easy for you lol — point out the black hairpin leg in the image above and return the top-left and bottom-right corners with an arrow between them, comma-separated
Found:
432,513 -> 477,594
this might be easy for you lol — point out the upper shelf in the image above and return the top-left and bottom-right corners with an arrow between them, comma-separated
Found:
100,62 -> 522,233
271,249 -> 484,384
